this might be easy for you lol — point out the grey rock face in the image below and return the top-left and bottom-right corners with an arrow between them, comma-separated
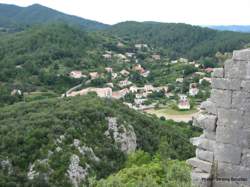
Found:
188,49 -> 250,187
106,117 -> 137,154
212,68 -> 224,78
1,159 -> 13,175
67,154 -> 89,187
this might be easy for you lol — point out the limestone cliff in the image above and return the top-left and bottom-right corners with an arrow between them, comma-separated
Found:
188,49 -> 250,187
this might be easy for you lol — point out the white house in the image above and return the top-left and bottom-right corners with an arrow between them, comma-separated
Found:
141,70 -> 150,77
112,73 -> 118,79
89,72 -> 100,80
151,54 -> 161,60
179,58 -> 188,63
129,86 -> 139,93
178,94 -> 190,110
11,89 -> 22,96
135,44 -> 148,49
70,71 -> 84,79
171,60 -> 178,64
134,98 -> 147,106
117,42 -> 125,48
176,78 -> 184,83
189,83 -> 199,96
103,54 -> 112,59
120,69 -> 130,76
144,85 -> 154,92
118,80 -> 132,87
114,54 -> 127,60
105,67 -> 113,73
125,52 -> 135,58
106,82 -> 114,88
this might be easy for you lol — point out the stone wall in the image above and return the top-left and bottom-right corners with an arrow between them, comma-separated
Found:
188,49 -> 250,187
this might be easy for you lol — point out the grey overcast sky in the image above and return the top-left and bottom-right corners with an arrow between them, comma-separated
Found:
0,0 -> 250,25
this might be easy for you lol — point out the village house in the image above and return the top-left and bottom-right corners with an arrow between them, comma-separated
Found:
189,83 -> 199,96
194,64 -> 200,68
129,85 -> 139,93
188,61 -> 196,65
135,44 -> 148,49
125,52 -> 135,58
103,54 -> 112,59
179,58 -> 188,63
141,70 -> 150,77
105,67 -> 113,73
69,71 -> 85,79
118,79 -> 132,87
117,42 -> 125,48
89,72 -> 100,80
112,88 -> 129,99
106,82 -> 114,88
176,78 -> 184,83
171,60 -> 178,64
154,86 -> 168,93
204,67 -> 214,73
178,94 -> 190,110
151,54 -> 161,60
144,85 -> 154,92
11,89 -> 22,96
112,72 -> 118,79
114,54 -> 127,60
133,64 -> 145,74
67,87 -> 112,98
134,98 -> 147,106
15,65 -> 23,69
120,69 -> 130,76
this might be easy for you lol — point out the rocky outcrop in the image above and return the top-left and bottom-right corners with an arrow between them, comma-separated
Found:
106,117 -> 137,154
1,159 -> 13,175
67,154 -> 89,187
73,139 -> 100,162
188,49 -> 250,187
27,159 -> 51,181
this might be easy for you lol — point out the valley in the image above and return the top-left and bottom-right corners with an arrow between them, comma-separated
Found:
0,2 -> 249,187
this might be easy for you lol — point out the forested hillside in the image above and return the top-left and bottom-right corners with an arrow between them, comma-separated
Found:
0,94 -> 200,186
110,21 -> 250,59
0,23 -> 109,93
0,3 -> 109,30
1,3 -> 247,187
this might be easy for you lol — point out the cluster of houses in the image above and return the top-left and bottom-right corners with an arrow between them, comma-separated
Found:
67,84 -> 169,110
67,45 -> 216,112
69,63 -> 151,87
